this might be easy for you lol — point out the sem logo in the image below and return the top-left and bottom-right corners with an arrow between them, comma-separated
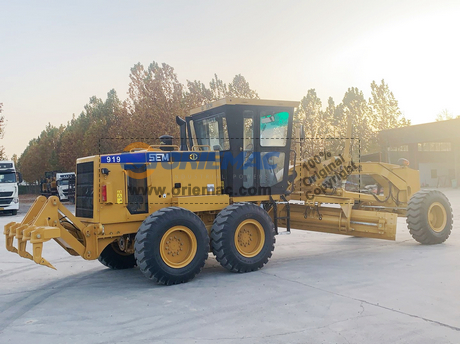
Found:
148,153 -> 170,162
189,153 -> 198,161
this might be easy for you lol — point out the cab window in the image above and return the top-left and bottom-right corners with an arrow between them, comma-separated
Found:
194,113 -> 230,151
260,111 -> 289,147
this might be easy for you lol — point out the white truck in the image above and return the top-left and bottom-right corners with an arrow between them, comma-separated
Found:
0,160 -> 21,215
56,172 -> 75,202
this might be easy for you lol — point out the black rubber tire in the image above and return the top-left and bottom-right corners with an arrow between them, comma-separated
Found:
98,242 -> 137,269
406,190 -> 453,244
134,207 -> 209,285
11,210 -> 17,215
211,203 -> 275,273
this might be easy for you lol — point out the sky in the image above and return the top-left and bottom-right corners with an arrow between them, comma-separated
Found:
1,0 -> 459,158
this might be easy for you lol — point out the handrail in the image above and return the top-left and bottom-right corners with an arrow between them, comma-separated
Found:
191,145 -> 211,152
148,145 -> 180,151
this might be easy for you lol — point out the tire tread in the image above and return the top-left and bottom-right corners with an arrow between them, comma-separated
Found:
406,190 -> 453,245
211,203 -> 275,273
134,207 -> 209,285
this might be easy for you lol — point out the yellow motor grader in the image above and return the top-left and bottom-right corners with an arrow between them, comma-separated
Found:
4,98 -> 453,285
40,170 -> 60,197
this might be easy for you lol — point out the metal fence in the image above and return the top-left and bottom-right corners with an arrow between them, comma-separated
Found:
19,185 -> 41,195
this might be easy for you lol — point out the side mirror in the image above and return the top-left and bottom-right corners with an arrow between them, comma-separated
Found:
300,124 -> 305,141
17,172 -> 23,184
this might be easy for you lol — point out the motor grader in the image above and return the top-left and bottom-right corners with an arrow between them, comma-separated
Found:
40,170 -> 60,197
4,98 -> 453,285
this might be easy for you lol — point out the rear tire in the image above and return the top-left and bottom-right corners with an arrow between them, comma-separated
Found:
135,207 -> 209,285
98,242 -> 136,269
211,203 -> 275,273
406,190 -> 453,244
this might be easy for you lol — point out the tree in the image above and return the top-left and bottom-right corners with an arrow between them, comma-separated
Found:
322,97 -> 340,154
183,80 -> 213,110
183,73 -> 260,109
296,89 -> 324,157
83,90 -> 123,155
369,79 -> 410,130
17,139 -> 38,182
339,87 -> 374,156
436,109 -> 456,121
126,61 -> 185,143
16,60 -> 259,179
18,124 -> 64,182
0,103 -> 6,160
209,74 -> 229,100
227,74 -> 259,99
296,83 -> 411,158
58,90 -> 126,171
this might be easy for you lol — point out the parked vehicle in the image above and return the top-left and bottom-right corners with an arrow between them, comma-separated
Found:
56,172 -> 76,202
0,160 -> 22,215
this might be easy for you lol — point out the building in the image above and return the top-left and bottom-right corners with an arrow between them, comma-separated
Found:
379,118 -> 460,187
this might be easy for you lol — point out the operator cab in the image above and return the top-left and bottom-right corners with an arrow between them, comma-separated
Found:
184,98 -> 298,196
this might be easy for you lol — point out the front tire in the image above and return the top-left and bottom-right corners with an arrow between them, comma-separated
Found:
406,190 -> 453,244
211,203 -> 275,273
98,242 -> 136,269
134,207 -> 209,285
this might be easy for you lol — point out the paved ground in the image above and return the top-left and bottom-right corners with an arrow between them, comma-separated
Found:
1,191 -> 460,343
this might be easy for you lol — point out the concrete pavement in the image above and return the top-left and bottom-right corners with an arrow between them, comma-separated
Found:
1,190 -> 459,343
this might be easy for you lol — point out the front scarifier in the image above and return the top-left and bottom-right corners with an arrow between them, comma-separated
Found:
4,195 -> 100,270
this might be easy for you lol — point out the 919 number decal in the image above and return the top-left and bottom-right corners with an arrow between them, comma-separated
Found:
105,156 -> 121,163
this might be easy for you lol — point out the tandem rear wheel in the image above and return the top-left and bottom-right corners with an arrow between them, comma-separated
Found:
134,207 -> 209,285
211,203 -> 276,273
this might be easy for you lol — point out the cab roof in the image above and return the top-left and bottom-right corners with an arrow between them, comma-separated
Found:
189,97 -> 299,115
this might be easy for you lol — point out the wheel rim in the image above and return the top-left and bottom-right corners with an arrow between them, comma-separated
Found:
428,202 -> 447,233
234,219 -> 265,258
160,226 -> 197,268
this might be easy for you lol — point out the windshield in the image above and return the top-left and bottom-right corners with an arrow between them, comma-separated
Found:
0,172 -> 16,183
58,179 -> 69,186
193,113 -> 230,151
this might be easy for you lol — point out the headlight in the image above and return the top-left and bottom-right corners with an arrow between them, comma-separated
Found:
13,197 -> 19,203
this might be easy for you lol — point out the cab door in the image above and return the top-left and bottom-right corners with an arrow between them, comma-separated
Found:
256,108 -> 292,195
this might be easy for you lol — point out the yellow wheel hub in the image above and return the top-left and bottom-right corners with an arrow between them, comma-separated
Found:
428,202 -> 447,233
234,219 -> 265,258
160,226 -> 197,268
